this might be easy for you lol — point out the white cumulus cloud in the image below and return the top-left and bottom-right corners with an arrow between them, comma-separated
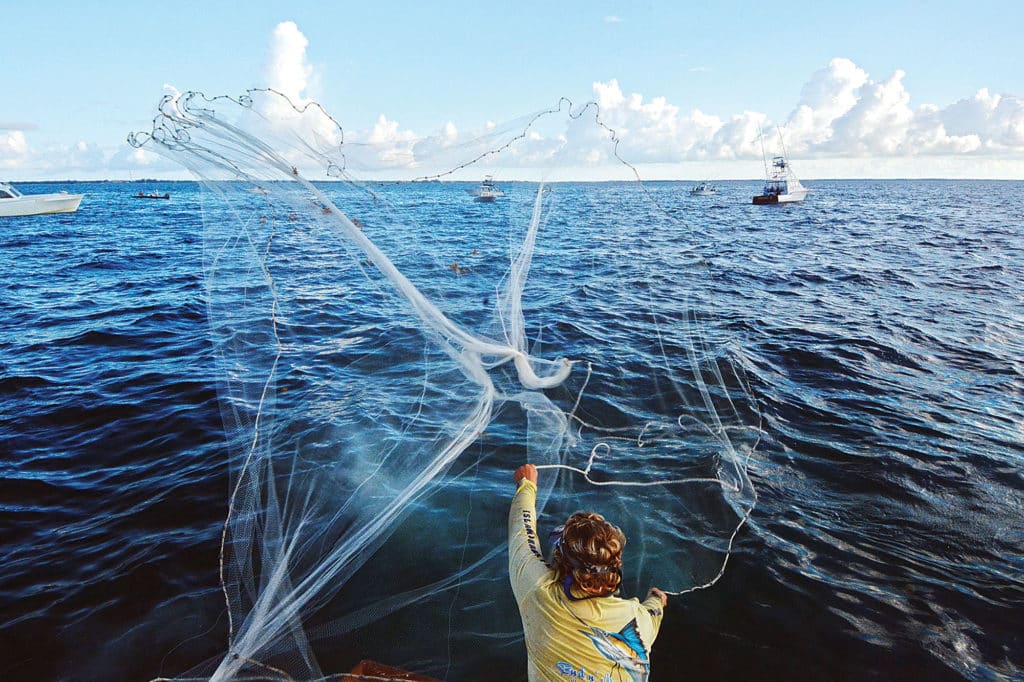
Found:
585,79 -> 767,163
360,114 -> 418,168
940,88 -> 1024,149
264,21 -> 315,105
590,79 -> 686,162
0,130 -> 32,168
582,59 -> 1024,172
827,69 -> 915,155
253,21 -> 346,164
782,59 -> 1024,160
786,58 -> 868,148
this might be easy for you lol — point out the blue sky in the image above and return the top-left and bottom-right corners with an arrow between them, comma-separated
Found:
2,1 -> 1023,179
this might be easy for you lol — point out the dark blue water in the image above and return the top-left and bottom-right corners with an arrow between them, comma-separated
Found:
1,180 -> 1022,681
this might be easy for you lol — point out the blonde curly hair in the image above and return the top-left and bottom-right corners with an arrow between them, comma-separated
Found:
551,512 -> 626,597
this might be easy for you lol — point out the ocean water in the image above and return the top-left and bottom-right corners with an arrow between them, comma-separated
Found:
1,179 -> 1022,681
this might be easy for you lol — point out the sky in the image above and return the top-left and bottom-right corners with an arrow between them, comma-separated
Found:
2,1 -> 1023,180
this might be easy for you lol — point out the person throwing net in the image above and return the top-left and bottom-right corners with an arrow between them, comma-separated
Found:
510,464 -> 667,682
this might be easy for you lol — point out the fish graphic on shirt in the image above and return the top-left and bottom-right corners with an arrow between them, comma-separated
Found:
582,618 -> 649,682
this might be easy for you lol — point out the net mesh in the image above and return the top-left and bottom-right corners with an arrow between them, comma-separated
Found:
129,88 -> 759,680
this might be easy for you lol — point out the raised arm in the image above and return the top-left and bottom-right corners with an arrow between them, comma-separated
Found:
639,588 -> 667,640
508,464 -> 549,601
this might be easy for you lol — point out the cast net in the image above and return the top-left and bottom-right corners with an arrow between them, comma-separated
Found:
129,89 -> 759,680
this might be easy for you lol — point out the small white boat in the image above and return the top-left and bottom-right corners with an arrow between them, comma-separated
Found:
0,182 -> 84,217
752,156 -> 808,204
690,181 -> 717,196
469,175 -> 505,202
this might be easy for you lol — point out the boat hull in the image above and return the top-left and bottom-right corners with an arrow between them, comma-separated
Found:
0,193 -> 84,217
753,188 -> 808,205
342,660 -> 442,681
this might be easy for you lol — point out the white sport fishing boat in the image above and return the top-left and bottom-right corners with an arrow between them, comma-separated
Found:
690,181 -> 718,196
753,129 -> 808,205
752,155 -> 808,205
470,175 -> 505,202
0,182 -> 84,217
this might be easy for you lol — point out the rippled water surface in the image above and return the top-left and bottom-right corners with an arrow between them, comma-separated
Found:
1,180 -> 1022,681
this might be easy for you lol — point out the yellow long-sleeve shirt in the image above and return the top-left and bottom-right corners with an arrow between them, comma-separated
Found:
508,479 -> 664,682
